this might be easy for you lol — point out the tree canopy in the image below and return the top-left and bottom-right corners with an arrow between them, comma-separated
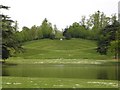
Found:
1,5 -> 22,60
97,21 -> 120,58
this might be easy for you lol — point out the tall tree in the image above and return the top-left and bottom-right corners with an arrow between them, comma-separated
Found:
108,22 -> 120,59
1,5 -> 22,60
97,20 -> 120,57
40,18 -> 55,39
87,11 -> 111,40
30,25 -> 38,40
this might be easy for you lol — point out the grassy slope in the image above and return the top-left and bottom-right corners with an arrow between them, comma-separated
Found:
15,38 -> 111,60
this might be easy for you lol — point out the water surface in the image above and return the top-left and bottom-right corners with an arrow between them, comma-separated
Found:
2,63 -> 119,80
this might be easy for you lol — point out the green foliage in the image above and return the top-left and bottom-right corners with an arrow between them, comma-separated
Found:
108,40 -> 120,59
54,25 -> 63,39
15,11 -> 116,43
37,26 -> 43,39
68,22 -> 86,38
30,25 -> 38,40
1,5 -> 22,59
63,11 -> 113,40
40,18 -> 55,38
97,21 -> 120,57
2,46 -> 10,60
63,28 -> 71,40
108,25 -> 120,59
15,18 -> 56,42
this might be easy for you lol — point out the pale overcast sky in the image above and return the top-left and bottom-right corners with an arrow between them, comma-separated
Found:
1,0 -> 120,30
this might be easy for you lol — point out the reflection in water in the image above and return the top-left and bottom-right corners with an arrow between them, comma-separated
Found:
97,70 -> 108,79
2,64 -> 118,80
119,66 -> 120,80
0,63 -> 2,76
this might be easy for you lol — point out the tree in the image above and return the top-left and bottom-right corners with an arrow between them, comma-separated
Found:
80,16 -> 86,28
86,11 -> 111,40
108,24 -> 120,59
30,25 -> 38,40
37,26 -> 43,39
15,18 -> 56,42
1,5 -> 22,60
54,25 -> 63,39
63,22 -> 87,39
63,27 -> 71,40
21,26 -> 31,41
108,40 -> 120,59
97,20 -> 120,56
40,18 -> 55,39
63,11 -> 113,40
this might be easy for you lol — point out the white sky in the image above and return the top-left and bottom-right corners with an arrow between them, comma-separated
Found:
1,0 -> 120,30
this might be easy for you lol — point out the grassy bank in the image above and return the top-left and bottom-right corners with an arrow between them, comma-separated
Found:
5,58 -> 117,65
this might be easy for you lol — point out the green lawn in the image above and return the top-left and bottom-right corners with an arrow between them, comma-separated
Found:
2,77 -> 118,88
15,39 -> 112,60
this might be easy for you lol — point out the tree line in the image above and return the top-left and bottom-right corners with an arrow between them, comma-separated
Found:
15,18 -> 63,43
1,5 -> 120,60
62,11 -> 120,59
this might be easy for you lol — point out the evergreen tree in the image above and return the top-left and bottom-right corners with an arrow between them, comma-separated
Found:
97,21 -> 120,57
0,5 -> 22,60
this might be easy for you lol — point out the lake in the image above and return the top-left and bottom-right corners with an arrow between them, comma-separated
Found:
2,63 -> 119,80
